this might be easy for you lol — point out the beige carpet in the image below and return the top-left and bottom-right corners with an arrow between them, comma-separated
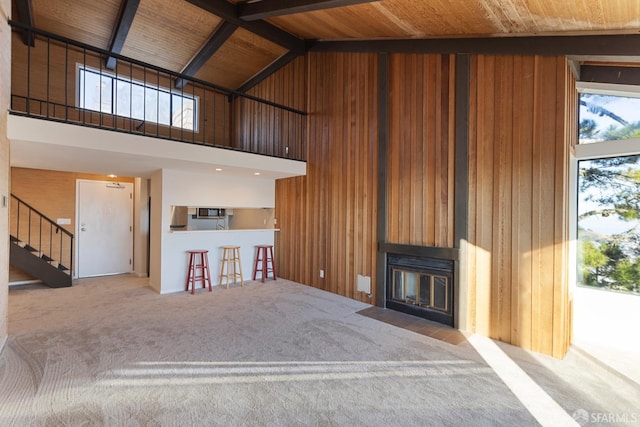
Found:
0,275 -> 638,426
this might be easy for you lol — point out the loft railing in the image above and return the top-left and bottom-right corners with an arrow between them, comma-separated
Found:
10,194 -> 74,274
9,21 -> 307,161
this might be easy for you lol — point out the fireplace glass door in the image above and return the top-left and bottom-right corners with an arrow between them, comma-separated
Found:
386,254 -> 453,326
391,269 -> 449,313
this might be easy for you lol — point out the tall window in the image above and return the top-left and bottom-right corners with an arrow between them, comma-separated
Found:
77,66 -> 196,131
577,90 -> 640,295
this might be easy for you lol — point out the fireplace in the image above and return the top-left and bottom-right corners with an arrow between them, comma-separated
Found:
386,253 -> 454,326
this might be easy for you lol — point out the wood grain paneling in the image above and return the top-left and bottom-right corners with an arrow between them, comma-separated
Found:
234,56 -> 307,159
195,28 -> 287,89
387,53 -> 455,248
265,0 -> 640,40
31,0 -> 121,49
275,52 -> 378,303
120,0 -> 222,73
467,55 -> 576,358
272,51 -> 575,358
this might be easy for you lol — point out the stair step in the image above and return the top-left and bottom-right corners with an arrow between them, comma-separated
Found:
41,254 -> 54,262
10,235 -> 19,243
24,244 -> 38,252
58,264 -> 69,272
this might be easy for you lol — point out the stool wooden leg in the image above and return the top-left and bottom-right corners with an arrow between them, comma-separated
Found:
185,252 -> 194,293
268,245 -> 277,280
252,247 -> 260,281
199,253 -> 205,290
236,248 -> 244,286
219,248 -> 227,289
204,252 -> 212,292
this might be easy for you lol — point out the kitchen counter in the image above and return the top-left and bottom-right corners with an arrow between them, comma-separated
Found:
170,228 -> 279,233
160,228 -> 278,294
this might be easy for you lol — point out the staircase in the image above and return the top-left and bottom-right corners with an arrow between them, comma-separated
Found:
9,194 -> 73,288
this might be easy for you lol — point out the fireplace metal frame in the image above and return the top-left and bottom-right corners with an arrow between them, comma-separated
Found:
382,244 -> 458,326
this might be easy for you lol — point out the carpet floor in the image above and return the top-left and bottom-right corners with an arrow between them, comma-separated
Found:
0,275 -> 638,426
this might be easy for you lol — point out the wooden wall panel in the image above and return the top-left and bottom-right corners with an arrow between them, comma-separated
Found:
387,54 -> 455,247
467,55 -> 576,358
234,56 -> 307,160
275,52 -> 378,303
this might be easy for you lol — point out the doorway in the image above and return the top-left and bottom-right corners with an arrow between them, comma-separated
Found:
76,180 -> 133,278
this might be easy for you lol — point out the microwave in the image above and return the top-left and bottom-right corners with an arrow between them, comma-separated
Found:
196,207 -> 225,218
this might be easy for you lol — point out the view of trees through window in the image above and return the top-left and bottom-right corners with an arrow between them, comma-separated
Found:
578,93 -> 640,295
78,66 -> 196,131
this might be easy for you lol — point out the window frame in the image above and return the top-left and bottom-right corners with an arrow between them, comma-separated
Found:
76,64 -> 198,132
571,82 -> 640,293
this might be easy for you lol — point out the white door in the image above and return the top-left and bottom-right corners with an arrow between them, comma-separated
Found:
77,180 -> 133,278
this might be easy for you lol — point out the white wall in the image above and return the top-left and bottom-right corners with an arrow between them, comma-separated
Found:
133,177 -> 150,277
0,0 -> 11,352
150,168 -> 277,293
161,169 -> 275,208
149,170 -> 163,293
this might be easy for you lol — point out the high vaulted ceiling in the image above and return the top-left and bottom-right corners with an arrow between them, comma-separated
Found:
11,0 -> 640,94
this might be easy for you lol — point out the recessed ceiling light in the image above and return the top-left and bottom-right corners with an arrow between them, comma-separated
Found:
215,168 -> 223,172
254,172 -> 261,176
108,174 -> 117,178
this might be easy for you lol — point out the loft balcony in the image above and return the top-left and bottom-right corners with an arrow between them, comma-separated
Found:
8,22 -> 307,178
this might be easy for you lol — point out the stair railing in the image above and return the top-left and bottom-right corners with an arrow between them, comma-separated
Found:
10,194 -> 74,274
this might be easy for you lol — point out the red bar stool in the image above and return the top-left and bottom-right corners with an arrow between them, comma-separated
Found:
185,250 -> 212,294
219,246 -> 244,289
252,245 -> 277,282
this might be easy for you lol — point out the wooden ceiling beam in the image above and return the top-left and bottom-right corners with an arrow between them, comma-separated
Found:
185,0 -> 307,52
238,0 -> 380,21
175,20 -> 239,89
14,0 -> 35,46
580,65 -> 640,86
106,0 -> 141,70
312,34 -> 640,57
236,51 -> 301,93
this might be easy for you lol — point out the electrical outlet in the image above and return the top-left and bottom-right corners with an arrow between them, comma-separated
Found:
320,269 -> 324,278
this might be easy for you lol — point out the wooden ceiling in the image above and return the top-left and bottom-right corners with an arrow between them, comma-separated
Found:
12,0 -> 640,92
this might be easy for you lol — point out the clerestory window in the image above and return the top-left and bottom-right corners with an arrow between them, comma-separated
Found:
77,65 -> 197,131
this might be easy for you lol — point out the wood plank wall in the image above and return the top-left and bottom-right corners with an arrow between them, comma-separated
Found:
467,55 -> 576,358
269,52 -> 576,358
275,52 -> 379,303
387,54 -> 456,247
234,56 -> 307,160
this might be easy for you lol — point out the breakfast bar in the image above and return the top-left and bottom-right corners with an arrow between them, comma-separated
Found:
165,228 -> 278,294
